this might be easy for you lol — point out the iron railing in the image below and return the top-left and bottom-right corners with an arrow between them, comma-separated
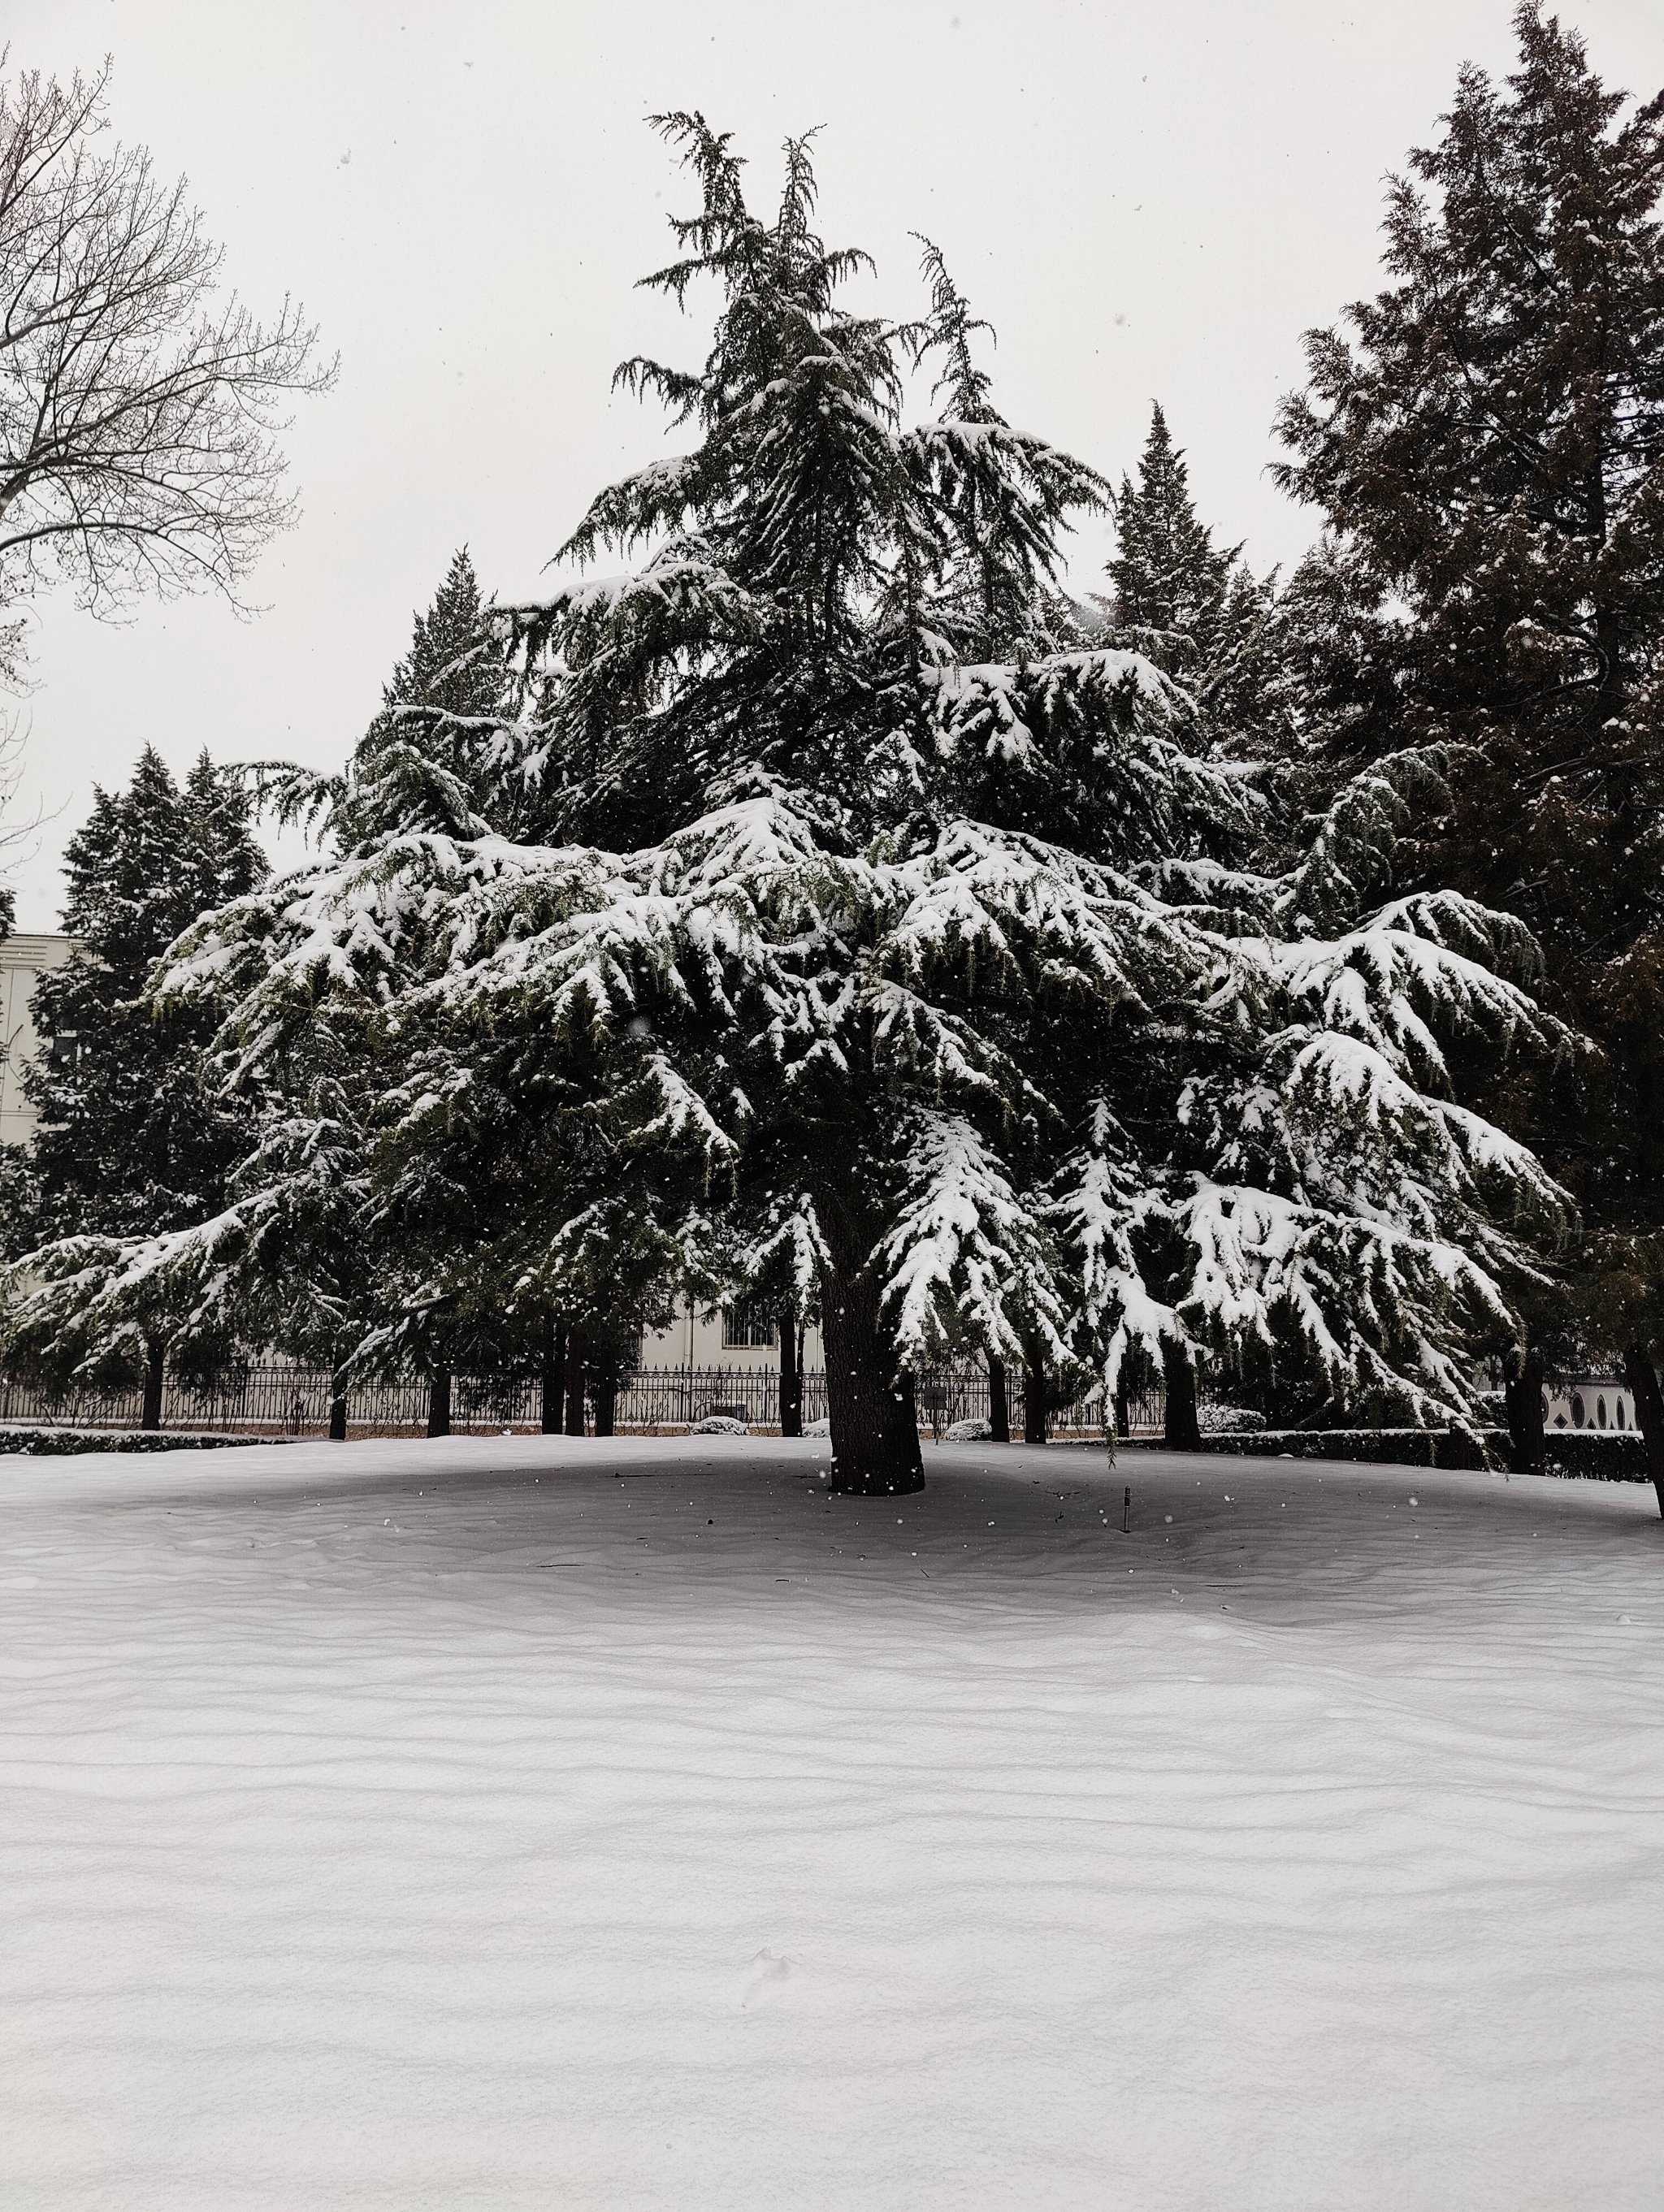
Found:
0,1361 -> 1166,1439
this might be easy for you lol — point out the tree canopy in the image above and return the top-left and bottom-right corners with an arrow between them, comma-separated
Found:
2,115 -> 1572,1496
1275,1 -> 1664,1483
0,58 -> 334,686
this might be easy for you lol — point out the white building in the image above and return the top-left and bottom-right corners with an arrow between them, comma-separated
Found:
637,1299 -> 824,1373
0,932 -> 76,1150
1545,1376 -> 1636,1435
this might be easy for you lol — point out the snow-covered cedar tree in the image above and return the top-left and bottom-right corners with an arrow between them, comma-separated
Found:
3,555 -> 696,1438
1274,4 -> 1664,1507
0,748 -> 265,1425
24,119 -> 1570,1496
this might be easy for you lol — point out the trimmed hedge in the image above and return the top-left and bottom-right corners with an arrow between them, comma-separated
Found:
1133,1426 -> 1654,1483
1133,1428 -> 1502,1470
0,1427 -> 277,1457
1541,1432 -> 1649,1483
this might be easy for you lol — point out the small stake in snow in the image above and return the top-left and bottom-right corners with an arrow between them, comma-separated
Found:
1122,1486 -> 1131,1535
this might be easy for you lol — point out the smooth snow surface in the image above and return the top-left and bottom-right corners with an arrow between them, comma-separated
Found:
3,1435 -> 1662,2210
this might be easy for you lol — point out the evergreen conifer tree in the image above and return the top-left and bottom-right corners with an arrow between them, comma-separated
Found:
351,547 -> 515,840
18,122 -> 1570,1498
4,747 -> 263,1421
1107,402 -> 1281,751
1274,4 -> 1664,1503
3,554 -> 685,1432
1108,404 -> 1236,651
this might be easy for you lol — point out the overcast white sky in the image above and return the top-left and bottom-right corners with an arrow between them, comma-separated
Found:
3,0 -> 1661,928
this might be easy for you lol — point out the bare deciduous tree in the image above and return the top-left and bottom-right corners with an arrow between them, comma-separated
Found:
0,56 -> 335,684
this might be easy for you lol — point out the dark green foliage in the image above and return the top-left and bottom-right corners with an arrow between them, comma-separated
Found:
1540,1431 -> 1649,1481
4,118 -> 1577,1496
515,129 -> 1112,854
1106,402 -> 1280,750
0,1426 -> 269,1454
347,546 -> 512,842
15,748 -> 264,1254
1108,403 -> 1237,652
1274,5 -> 1664,1411
1133,1428 -> 1503,1469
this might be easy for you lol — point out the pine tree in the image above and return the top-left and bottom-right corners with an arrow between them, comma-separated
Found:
1273,4 -> 1664,1506
1108,404 -> 1236,651
352,547 -> 516,840
20,122 -> 1571,1498
1106,401 -> 1283,754
4,747 -> 264,1420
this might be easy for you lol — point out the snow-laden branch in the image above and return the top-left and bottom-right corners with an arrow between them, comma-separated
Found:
878,1111 -> 1065,1367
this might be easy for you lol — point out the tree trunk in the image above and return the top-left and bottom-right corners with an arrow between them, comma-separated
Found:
140,1340 -> 165,1432
540,1319 -> 566,1435
819,1255 -> 923,1496
1020,1331 -> 1047,1445
593,1353 -> 617,1439
328,1379 -> 349,1443
1162,1340 -> 1200,1451
1502,1340 -> 1545,1476
779,1310 -> 803,1437
563,1327 -> 588,1438
987,1353 -> 1011,1444
1623,1344 -> 1664,1522
1113,1371 -> 1130,1440
426,1369 -> 451,1439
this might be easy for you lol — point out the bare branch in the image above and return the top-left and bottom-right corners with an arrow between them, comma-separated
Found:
0,54 -> 336,678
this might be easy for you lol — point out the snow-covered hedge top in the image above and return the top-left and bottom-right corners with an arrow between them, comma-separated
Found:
0,1427 -> 274,1456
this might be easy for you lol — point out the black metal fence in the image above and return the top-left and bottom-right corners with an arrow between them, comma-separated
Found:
616,1366 -> 830,1431
0,1362 -> 1165,1439
0,1366 -> 536,1437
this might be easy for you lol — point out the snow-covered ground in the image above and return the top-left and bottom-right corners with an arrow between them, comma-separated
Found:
3,1433 -> 1661,2211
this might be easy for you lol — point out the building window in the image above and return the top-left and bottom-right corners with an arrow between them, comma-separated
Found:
1597,1396 -> 1608,1430
1571,1393 -> 1585,1429
722,1303 -> 775,1350
1617,1398 -> 1627,1431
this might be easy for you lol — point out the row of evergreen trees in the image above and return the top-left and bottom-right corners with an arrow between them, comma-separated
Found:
0,752 -> 265,1421
3,8 -> 1662,1513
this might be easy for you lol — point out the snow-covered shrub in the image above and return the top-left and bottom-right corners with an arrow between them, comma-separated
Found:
945,1418 -> 993,1441
804,1418 -> 831,1438
1197,1401 -> 1267,1435
0,1427 -> 271,1456
688,1414 -> 749,1437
